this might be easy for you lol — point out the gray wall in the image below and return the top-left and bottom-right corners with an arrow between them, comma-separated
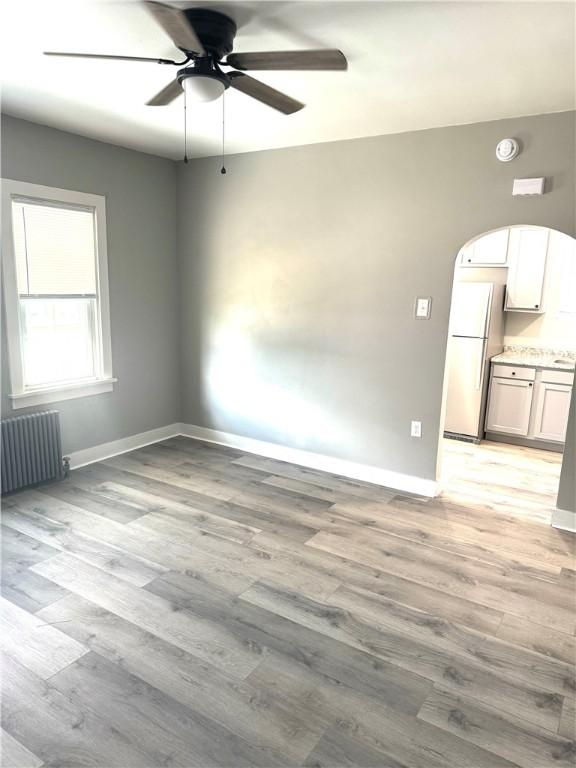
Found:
557,396 -> 575,513
1,116 -> 181,453
178,111 -> 575,482
2,111 -> 574,503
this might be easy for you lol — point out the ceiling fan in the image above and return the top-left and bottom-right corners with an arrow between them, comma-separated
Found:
44,1 -> 348,114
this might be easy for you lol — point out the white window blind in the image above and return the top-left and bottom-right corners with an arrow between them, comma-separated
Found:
12,199 -> 97,296
2,180 -> 114,408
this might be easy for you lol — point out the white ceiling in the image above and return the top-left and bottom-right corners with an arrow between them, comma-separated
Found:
1,1 -> 574,160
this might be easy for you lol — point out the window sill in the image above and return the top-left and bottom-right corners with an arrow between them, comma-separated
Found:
8,378 -> 117,410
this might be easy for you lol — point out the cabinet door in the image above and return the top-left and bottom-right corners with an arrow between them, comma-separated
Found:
532,383 -> 572,442
505,228 -> 548,311
485,377 -> 533,435
459,229 -> 509,266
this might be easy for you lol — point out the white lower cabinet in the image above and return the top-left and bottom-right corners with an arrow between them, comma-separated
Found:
486,364 -> 573,443
485,377 -> 534,436
531,382 -> 573,442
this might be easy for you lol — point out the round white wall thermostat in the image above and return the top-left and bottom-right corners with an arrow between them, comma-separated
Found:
496,138 -> 519,162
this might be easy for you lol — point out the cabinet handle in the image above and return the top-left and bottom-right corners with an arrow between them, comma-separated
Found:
529,383 -> 533,387
511,372 -> 516,376
534,304 -> 539,308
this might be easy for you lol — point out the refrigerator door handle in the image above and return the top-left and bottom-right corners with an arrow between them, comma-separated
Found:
476,341 -> 487,390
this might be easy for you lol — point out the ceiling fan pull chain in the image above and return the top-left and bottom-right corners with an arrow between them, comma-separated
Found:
221,90 -> 227,175
183,88 -> 189,164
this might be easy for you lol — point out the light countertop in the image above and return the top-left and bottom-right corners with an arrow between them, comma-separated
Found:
491,350 -> 575,372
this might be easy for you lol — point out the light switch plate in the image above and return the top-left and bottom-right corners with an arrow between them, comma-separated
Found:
415,297 -> 432,319
411,420 -> 422,438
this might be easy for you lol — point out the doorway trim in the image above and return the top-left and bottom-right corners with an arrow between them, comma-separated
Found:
436,224 -> 576,529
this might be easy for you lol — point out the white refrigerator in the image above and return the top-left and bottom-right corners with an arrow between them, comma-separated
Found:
444,282 -> 505,440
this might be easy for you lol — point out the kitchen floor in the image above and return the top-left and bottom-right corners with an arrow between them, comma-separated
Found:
2,436 -> 575,768
441,437 -> 564,525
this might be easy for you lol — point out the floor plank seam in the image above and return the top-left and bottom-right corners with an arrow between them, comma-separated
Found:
2,436 -> 574,768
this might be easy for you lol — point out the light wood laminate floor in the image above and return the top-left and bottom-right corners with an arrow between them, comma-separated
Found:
441,438 -> 564,524
1,436 -> 575,767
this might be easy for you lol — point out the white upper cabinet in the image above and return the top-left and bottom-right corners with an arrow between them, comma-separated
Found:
505,227 -> 549,312
458,229 -> 509,267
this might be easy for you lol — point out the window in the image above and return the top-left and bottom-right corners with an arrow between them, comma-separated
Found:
2,180 -> 115,408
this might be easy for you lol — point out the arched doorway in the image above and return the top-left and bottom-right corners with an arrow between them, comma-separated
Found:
437,225 -> 576,524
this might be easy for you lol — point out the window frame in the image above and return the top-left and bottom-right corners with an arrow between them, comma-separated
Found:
1,179 -> 116,409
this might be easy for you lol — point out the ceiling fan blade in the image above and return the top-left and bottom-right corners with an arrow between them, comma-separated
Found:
146,78 -> 182,106
228,72 -> 304,115
226,49 -> 347,71
144,1 -> 205,55
44,51 -> 177,64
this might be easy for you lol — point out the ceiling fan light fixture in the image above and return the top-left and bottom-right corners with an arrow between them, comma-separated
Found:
45,5 -> 348,115
182,74 -> 226,102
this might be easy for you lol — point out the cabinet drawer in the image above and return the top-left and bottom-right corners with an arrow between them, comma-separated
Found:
492,364 -> 536,381
541,369 -> 574,386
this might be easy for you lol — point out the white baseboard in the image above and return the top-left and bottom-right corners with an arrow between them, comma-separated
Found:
66,421 -> 438,497
551,507 -> 576,533
67,423 -> 181,470
180,423 -> 439,497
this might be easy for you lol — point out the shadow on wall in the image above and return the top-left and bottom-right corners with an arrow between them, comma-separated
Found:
177,111 -> 576,486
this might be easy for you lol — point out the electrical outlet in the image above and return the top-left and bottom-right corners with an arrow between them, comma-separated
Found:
411,420 -> 422,438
